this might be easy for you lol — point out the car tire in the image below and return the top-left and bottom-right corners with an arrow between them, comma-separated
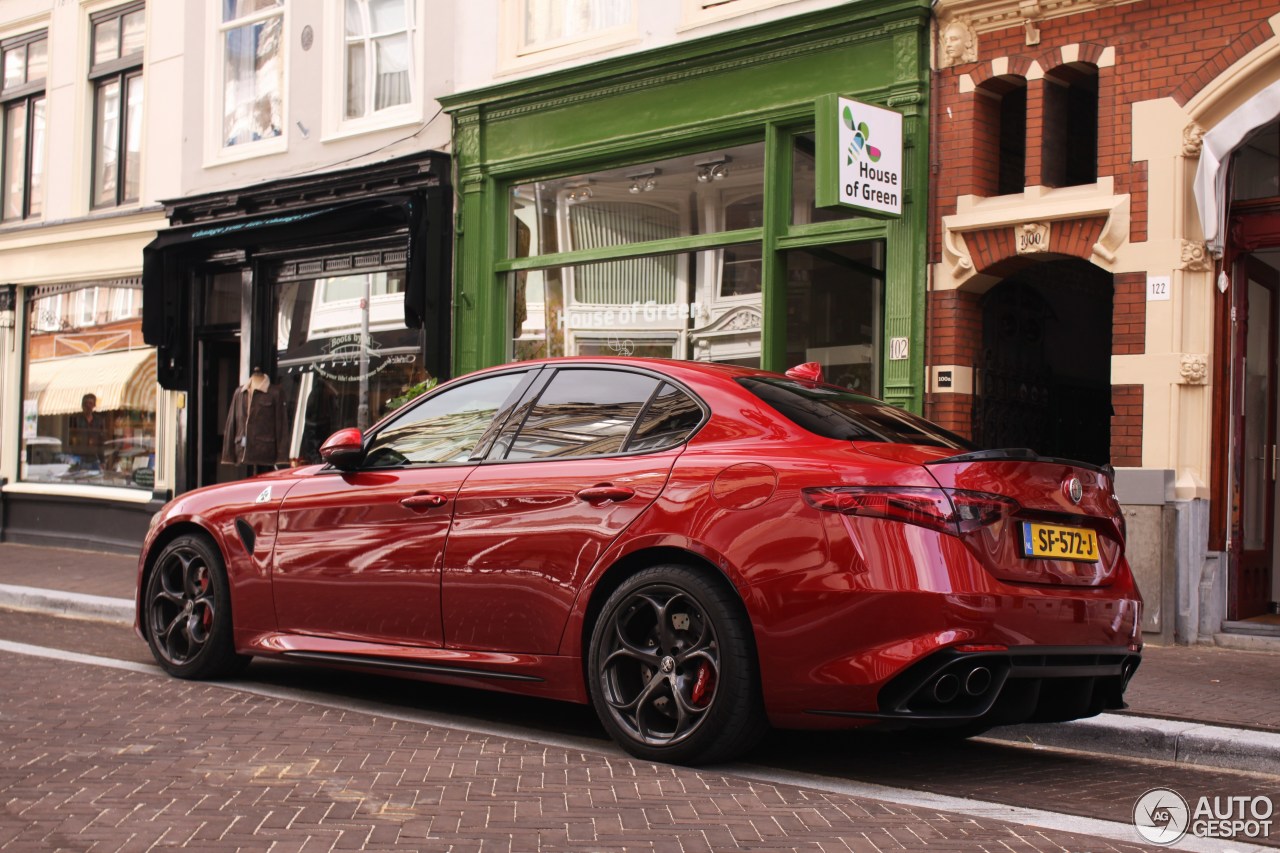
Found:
143,534 -> 249,680
588,564 -> 767,765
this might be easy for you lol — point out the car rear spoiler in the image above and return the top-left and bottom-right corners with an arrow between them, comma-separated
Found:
924,447 -> 1116,480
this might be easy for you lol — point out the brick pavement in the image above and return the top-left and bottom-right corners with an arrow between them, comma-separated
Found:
0,653 -> 1159,853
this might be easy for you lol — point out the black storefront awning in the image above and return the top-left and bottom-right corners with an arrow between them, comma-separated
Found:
142,191 -> 450,391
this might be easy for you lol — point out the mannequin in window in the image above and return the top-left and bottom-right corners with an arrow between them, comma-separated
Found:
221,367 -> 288,472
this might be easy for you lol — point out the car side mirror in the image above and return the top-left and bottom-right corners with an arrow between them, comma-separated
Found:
319,428 -> 365,471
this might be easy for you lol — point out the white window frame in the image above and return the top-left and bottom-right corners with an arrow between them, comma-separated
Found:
34,292 -> 63,332
76,287 -> 100,326
204,0 -> 288,166
678,0 -> 813,31
110,286 -> 137,320
497,0 -> 638,74
320,0 -> 423,141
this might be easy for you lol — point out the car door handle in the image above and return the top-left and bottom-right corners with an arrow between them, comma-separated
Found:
400,492 -> 448,511
576,485 -> 636,504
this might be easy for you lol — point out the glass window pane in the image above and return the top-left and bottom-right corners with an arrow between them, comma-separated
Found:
3,102 -> 27,220
506,368 -> 658,459
364,373 -> 526,467
23,286 -> 158,490
27,97 -> 44,217
345,43 -> 366,118
223,17 -> 282,146
740,377 -> 972,448
1233,118 -> 1280,202
791,132 -> 859,226
345,0 -> 366,36
224,0 -> 283,23
26,38 -> 47,83
625,383 -> 703,452
523,0 -> 631,49
93,79 -> 122,207
123,74 -> 143,203
94,18 -> 121,65
374,33 -> 410,110
511,247 -> 762,368
3,45 -> 25,89
122,10 -> 146,58
785,241 -> 884,394
510,142 -> 765,260
369,0 -> 407,33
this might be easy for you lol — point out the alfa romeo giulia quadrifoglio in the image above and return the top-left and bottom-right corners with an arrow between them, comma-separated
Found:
136,357 -> 1142,765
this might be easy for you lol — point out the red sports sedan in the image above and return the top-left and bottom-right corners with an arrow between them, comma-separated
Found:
136,358 -> 1142,765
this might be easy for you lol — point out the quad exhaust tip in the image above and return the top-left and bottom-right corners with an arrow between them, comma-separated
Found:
930,666 -> 993,705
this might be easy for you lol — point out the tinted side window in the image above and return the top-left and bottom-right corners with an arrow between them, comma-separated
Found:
505,369 -> 659,460
739,377 -> 973,449
363,372 -> 527,467
625,383 -> 702,452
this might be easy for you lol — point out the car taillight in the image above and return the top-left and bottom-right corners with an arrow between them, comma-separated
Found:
802,486 -> 1018,536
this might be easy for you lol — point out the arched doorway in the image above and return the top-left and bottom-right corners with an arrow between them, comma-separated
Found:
972,259 -> 1113,465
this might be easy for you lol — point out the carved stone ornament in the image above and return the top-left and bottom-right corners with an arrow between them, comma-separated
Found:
940,19 -> 978,67
1182,122 -> 1205,157
1179,240 -> 1213,272
1015,222 -> 1051,254
1179,354 -> 1208,385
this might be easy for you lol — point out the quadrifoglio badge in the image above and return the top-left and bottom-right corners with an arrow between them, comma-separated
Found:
1134,787 -> 1274,845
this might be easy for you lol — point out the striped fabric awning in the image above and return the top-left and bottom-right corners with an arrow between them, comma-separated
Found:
26,348 -> 157,416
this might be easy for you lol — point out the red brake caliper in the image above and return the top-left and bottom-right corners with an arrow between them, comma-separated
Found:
690,661 -> 715,707
199,571 -> 212,630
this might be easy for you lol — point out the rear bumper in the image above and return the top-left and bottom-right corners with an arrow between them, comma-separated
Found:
806,645 -> 1141,728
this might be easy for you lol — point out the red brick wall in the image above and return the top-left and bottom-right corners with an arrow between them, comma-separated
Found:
927,1 -> 1276,456
1112,272 -> 1146,356
1110,384 -> 1144,466
931,1 -> 1280,263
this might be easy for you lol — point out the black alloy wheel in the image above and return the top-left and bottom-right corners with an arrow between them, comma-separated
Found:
588,565 -> 766,765
144,534 -> 249,679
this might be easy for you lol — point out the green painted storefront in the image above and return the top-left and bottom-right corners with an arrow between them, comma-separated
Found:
441,0 -> 931,412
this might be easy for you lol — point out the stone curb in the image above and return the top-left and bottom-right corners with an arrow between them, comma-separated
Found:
988,713 -> 1280,775
0,584 -> 133,625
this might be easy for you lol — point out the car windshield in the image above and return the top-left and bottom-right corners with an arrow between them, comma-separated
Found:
739,377 -> 975,449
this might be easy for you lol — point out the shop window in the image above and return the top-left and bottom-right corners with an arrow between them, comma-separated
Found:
509,143 -> 768,366
791,132 -> 859,225
975,76 -> 1026,196
90,2 -> 145,208
219,0 -> 284,149
510,247 -> 762,366
1041,63 -> 1097,188
785,241 -> 884,394
504,139 -> 887,387
21,282 -> 157,491
1,29 -> 47,221
1231,118 -> 1280,202
275,267 -> 431,463
511,142 -> 765,259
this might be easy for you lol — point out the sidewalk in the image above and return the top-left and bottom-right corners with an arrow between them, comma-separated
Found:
1,541 -> 1277,773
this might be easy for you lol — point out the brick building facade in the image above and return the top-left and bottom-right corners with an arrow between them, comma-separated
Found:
929,0 -> 1280,644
